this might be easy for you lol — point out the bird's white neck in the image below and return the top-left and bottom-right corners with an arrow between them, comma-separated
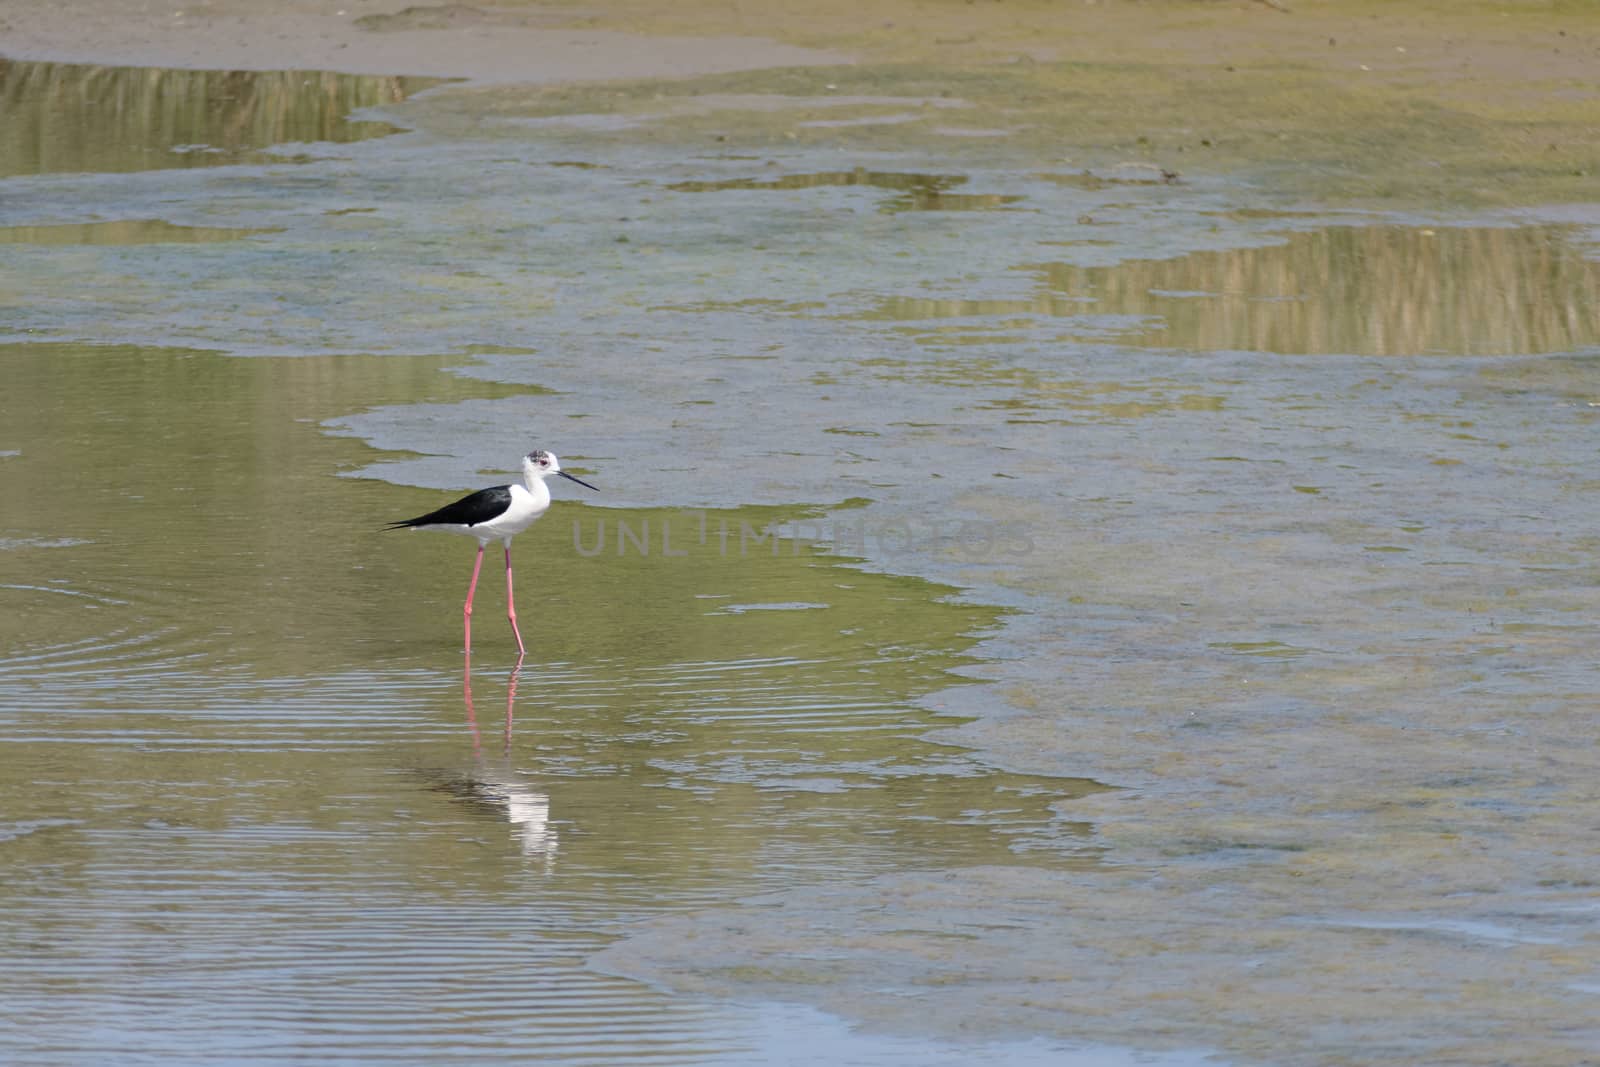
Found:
522,470 -> 551,508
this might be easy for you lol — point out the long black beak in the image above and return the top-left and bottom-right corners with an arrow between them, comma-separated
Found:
558,470 -> 599,492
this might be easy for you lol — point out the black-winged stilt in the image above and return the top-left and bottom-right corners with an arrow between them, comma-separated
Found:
387,449 -> 597,655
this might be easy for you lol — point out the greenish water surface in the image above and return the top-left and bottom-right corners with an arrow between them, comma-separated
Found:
0,343 -> 1106,1065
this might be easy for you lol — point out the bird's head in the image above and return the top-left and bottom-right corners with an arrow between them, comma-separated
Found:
524,449 -> 598,491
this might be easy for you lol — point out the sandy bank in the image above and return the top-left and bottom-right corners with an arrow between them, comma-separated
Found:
2,0 -> 1594,205
0,0 -> 851,83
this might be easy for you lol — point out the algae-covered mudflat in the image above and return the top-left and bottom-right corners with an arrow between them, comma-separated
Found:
1,3 -> 1597,1065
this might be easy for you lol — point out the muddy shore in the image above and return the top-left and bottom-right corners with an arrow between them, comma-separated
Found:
1,0 -> 1595,204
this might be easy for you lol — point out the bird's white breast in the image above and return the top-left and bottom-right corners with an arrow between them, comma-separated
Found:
477,482 -> 550,541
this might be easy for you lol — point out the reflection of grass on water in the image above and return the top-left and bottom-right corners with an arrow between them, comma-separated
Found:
0,220 -> 282,245
0,60 -> 435,177
1036,225 -> 1600,357
860,225 -> 1600,357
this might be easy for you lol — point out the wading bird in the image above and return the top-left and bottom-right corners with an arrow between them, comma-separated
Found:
387,449 -> 597,655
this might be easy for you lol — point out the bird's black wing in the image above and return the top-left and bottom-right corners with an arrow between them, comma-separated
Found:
387,485 -> 513,529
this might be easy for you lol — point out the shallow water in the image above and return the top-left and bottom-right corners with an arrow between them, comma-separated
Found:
2,58 -> 1599,1066
0,343 -> 1107,1064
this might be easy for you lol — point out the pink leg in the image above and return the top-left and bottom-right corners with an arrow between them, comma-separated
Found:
463,543 -> 485,655
504,659 -> 522,755
463,656 -> 481,758
504,544 -> 526,656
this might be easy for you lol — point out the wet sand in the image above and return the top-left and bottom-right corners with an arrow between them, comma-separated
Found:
0,0 -> 850,83
2,0 -> 1594,204
4,0 -> 1596,91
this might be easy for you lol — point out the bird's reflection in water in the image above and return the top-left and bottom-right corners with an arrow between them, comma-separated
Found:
452,652 -> 559,870
464,652 -> 517,758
